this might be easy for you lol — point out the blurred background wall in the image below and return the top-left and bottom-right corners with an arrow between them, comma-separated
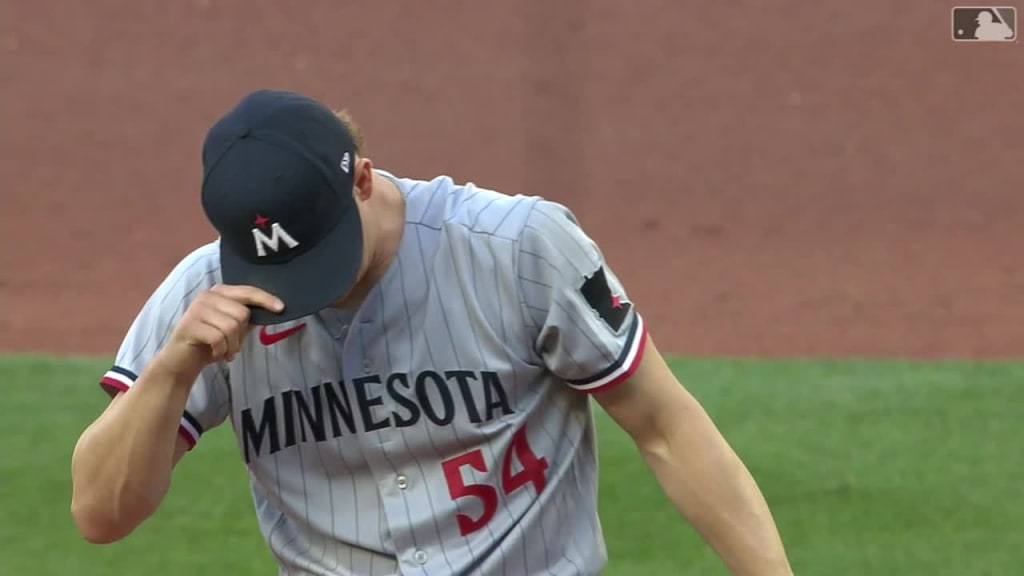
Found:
2,0 -> 1022,358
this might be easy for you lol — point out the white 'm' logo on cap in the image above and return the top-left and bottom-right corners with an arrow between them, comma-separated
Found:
252,222 -> 300,257
340,152 -> 351,174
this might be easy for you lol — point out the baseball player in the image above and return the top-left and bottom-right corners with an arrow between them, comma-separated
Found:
71,89 -> 793,575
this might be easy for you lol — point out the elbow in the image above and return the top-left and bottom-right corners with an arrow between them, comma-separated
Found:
69,440 -> 152,544
77,525 -> 127,546
70,494 -> 135,544
69,464 -> 168,545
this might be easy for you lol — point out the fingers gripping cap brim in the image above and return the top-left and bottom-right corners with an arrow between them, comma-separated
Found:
218,208 -> 363,326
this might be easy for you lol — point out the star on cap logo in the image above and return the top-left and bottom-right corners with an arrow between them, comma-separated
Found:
251,214 -> 299,257
340,152 -> 351,174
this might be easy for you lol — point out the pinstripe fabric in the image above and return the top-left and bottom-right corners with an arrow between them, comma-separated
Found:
99,171 -> 645,575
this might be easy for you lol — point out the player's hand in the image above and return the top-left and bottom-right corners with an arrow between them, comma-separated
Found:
157,284 -> 284,378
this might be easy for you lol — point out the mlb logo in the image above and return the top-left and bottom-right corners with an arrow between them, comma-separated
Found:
952,6 -> 1017,41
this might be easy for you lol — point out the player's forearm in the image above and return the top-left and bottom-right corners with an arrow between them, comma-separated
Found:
641,410 -> 792,575
70,357 -> 195,543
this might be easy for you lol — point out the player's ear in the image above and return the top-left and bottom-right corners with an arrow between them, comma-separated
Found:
352,156 -> 374,202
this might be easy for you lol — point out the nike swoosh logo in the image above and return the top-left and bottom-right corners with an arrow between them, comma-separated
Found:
258,323 -> 307,346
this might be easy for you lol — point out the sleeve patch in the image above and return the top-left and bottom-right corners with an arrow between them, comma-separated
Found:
579,266 -> 631,332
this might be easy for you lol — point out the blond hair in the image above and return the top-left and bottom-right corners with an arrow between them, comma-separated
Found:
334,109 -> 365,154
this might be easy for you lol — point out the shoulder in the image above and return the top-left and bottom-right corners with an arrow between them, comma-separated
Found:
169,240 -> 222,281
389,171 -> 546,241
516,199 -> 603,278
113,240 -> 223,360
148,240 -> 223,300
518,198 -> 584,240
383,170 -> 596,266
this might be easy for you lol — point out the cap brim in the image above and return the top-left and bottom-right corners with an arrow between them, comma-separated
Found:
219,207 -> 363,326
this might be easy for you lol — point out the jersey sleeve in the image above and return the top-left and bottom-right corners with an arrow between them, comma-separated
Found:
516,200 -> 647,393
99,242 -> 231,450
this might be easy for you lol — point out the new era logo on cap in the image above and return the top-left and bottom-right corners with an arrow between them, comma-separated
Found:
340,152 -> 351,174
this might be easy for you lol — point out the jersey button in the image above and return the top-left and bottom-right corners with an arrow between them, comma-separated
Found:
396,475 -> 409,490
413,550 -> 428,564
362,359 -> 372,374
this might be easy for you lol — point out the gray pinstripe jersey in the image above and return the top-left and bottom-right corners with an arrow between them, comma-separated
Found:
99,170 -> 647,575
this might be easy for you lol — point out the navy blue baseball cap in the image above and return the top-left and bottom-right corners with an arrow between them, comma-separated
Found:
200,89 -> 363,325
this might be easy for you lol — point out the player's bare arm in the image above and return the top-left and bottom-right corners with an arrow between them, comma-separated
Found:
594,335 -> 793,575
70,285 -> 282,544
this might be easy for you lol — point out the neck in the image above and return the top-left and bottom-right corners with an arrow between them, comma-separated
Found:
335,174 -> 405,309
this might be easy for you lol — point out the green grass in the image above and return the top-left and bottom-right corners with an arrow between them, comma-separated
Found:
1,355 -> 1022,575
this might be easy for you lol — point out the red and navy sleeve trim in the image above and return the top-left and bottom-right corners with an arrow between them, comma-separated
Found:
179,411 -> 203,449
565,314 -> 647,394
97,365 -> 204,450
100,366 -> 138,396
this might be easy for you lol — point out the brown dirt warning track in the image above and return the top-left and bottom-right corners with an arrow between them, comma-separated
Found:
2,0 -> 1023,359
